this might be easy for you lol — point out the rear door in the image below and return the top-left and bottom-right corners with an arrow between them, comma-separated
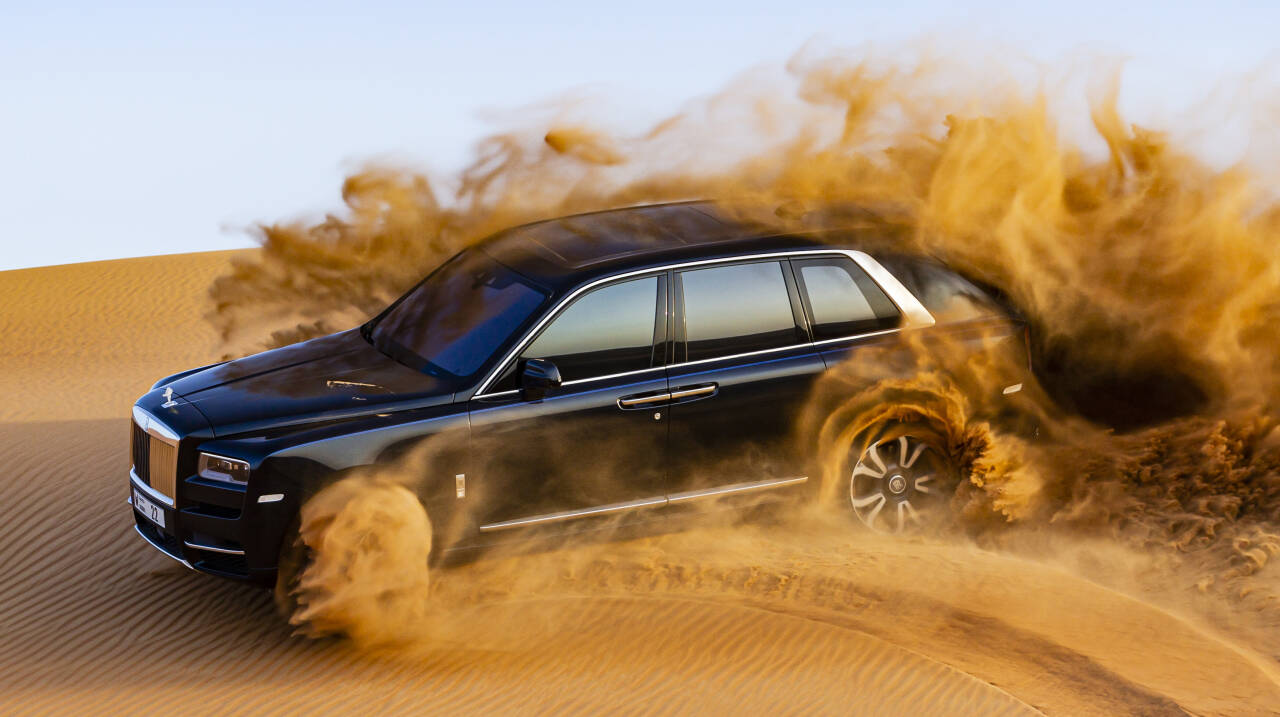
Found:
663,258 -> 824,500
467,273 -> 671,536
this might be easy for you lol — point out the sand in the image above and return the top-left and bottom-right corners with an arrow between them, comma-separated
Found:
1,252 -> 1278,715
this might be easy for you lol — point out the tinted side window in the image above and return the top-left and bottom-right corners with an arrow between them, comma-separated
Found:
679,261 -> 803,362
519,276 -> 660,382
793,257 -> 900,340
878,256 -> 1003,322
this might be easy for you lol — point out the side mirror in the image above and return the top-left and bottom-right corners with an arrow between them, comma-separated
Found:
520,358 -> 562,401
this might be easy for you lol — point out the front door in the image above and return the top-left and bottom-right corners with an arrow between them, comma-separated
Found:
664,259 -> 825,501
468,273 -> 670,537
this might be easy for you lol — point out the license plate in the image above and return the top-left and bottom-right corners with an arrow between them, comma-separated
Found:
133,488 -> 166,529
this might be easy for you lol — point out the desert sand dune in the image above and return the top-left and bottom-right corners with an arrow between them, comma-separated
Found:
1,253 -> 1278,715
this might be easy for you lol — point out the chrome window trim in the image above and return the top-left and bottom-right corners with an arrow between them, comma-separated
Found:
130,468 -> 176,507
477,475 -> 808,533
842,251 -> 936,328
562,365 -> 665,387
664,340 -> 814,371
810,327 -> 902,347
473,248 -> 934,398
133,405 -> 180,445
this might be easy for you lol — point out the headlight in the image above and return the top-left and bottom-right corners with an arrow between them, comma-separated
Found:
198,453 -> 250,484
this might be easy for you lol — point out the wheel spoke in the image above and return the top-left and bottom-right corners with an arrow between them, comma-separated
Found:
903,441 -> 928,469
863,494 -> 887,526
866,442 -> 886,473
901,500 -> 922,526
851,491 -> 886,508
852,461 -> 884,479
914,474 -> 933,494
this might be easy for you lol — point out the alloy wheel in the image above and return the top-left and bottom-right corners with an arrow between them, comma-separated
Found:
848,434 -> 947,534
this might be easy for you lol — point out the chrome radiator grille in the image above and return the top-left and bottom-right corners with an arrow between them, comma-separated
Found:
132,415 -> 178,502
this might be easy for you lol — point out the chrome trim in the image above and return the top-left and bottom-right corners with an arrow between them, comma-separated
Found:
183,540 -> 246,556
473,249 -> 936,397
668,341 -> 814,370
667,475 -> 808,504
478,475 -> 808,532
846,252 -> 936,329
257,493 -> 285,503
810,327 -> 901,347
1003,383 -> 1023,395
132,405 -> 180,445
562,365 -> 664,387
478,496 -> 667,533
668,384 -> 717,401
197,452 -> 250,484
130,468 -> 175,507
133,524 -> 195,571
617,392 -> 672,408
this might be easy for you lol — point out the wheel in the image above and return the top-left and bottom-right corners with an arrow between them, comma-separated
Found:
846,423 -> 958,534
273,477 -> 434,642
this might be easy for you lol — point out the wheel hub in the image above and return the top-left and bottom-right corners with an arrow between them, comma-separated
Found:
887,474 -> 907,494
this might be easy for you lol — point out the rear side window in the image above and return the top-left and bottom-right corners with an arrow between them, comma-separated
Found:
792,257 -> 901,340
679,261 -> 803,362
519,275 -> 660,382
877,256 -> 1004,322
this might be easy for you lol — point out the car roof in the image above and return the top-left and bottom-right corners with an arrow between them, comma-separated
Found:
477,201 -> 829,290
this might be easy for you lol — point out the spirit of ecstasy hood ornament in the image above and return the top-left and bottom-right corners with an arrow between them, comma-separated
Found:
161,386 -> 177,408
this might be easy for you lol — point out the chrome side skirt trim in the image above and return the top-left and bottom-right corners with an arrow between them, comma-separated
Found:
133,524 -> 195,571
183,540 -> 246,556
667,475 -> 808,504
479,496 -> 667,533
477,475 -> 808,533
130,468 -> 176,507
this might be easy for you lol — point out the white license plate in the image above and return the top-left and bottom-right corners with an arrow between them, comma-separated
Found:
133,488 -> 166,529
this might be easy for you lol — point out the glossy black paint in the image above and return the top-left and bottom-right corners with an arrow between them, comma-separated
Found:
468,370 -> 670,530
126,201 -> 1031,586
169,329 -> 455,436
519,358 -> 563,401
665,346 -> 828,494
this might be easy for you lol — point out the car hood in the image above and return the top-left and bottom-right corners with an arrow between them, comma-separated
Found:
166,329 -> 455,435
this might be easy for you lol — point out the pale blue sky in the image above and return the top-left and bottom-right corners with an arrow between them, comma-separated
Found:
2,1 -> 1277,271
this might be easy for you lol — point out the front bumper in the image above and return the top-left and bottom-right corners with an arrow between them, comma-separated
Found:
128,469 -> 279,585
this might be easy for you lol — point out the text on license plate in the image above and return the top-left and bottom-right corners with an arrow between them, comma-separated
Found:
133,488 -> 165,529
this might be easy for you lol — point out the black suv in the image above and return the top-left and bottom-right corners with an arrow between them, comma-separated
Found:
128,202 -> 1028,585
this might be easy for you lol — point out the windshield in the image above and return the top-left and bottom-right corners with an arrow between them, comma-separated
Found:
369,250 -> 548,383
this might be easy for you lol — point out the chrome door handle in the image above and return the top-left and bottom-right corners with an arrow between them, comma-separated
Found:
617,392 -> 672,409
669,383 -> 718,401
